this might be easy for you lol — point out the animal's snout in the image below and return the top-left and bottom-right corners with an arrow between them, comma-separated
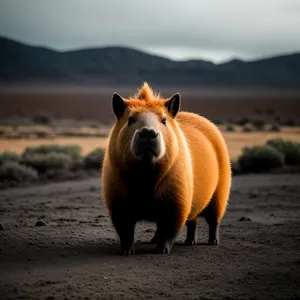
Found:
138,127 -> 158,140
132,127 -> 161,159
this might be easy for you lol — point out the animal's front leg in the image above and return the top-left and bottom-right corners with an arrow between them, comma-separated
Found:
150,228 -> 159,244
155,210 -> 184,254
112,215 -> 136,255
155,222 -> 180,254
111,202 -> 136,255
155,196 -> 188,254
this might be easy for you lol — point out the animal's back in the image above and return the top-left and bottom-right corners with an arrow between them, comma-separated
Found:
176,111 -> 231,221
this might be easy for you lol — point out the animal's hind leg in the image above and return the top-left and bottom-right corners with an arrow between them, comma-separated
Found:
110,200 -> 136,255
207,218 -> 219,245
203,200 -> 221,245
184,219 -> 199,245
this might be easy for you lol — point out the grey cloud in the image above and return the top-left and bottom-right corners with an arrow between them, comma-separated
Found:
0,0 -> 300,62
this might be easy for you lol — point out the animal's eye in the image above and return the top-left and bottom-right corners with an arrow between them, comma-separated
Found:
128,116 -> 136,126
162,117 -> 167,125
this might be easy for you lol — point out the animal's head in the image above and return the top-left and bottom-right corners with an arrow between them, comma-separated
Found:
110,83 -> 181,168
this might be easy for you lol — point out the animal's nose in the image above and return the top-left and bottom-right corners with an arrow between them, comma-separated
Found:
138,127 -> 158,139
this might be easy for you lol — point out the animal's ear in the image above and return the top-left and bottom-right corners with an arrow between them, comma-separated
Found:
165,93 -> 181,117
112,93 -> 127,119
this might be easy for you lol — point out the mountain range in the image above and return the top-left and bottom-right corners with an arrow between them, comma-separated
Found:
1,36 -> 300,88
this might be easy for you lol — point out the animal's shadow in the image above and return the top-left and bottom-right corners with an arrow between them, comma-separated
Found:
1,237 -> 212,268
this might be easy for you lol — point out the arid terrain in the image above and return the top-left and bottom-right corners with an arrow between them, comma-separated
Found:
1,3 -> 300,298
0,173 -> 300,299
1,85 -> 300,299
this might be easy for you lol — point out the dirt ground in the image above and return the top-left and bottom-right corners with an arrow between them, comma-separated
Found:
0,174 -> 300,300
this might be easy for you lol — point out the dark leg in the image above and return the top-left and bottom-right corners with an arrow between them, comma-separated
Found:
156,231 -> 176,254
150,228 -> 159,244
155,221 -> 180,254
154,195 -> 188,254
204,202 -> 220,245
111,211 -> 136,255
185,219 -> 198,245
207,221 -> 219,245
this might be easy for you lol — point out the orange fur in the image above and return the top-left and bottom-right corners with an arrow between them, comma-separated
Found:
102,83 -> 232,254
133,82 -> 161,101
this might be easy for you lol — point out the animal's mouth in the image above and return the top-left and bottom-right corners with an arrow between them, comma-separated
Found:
136,148 -> 158,158
132,132 -> 160,161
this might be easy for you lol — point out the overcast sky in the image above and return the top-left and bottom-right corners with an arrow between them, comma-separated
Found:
1,0 -> 300,63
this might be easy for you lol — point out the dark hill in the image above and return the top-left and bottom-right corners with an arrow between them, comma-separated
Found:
1,36 -> 300,88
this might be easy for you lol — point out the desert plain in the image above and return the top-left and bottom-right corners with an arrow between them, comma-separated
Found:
0,85 -> 300,299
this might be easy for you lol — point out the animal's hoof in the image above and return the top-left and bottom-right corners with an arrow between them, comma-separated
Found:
208,239 -> 219,245
184,239 -> 197,246
120,246 -> 135,256
156,244 -> 171,254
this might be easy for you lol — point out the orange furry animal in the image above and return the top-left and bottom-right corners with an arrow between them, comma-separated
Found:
102,83 -> 231,255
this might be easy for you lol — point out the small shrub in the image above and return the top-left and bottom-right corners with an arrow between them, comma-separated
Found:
58,131 -> 91,137
4,132 -> 22,139
0,151 -> 20,165
242,124 -> 255,133
268,123 -> 281,132
231,161 -> 241,175
213,120 -> 223,125
32,112 -> 52,125
280,118 -> 296,127
23,144 -> 81,159
266,138 -> 300,166
225,124 -> 235,132
274,116 -> 281,123
84,148 -> 105,170
22,153 -> 73,173
93,132 -> 108,138
35,131 -> 51,138
235,117 -> 250,126
71,157 -> 84,171
251,119 -> 265,131
238,145 -> 284,173
56,130 -> 107,138
288,119 -> 296,126
55,131 -> 80,137
17,132 -> 30,139
0,161 -> 38,182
